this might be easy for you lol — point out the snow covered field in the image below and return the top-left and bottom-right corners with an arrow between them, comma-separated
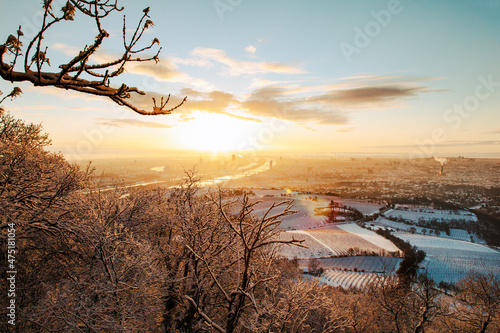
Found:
306,227 -> 387,256
278,230 -> 335,258
342,199 -> 385,215
319,270 -> 388,289
337,223 -> 401,253
255,194 -> 499,285
278,224 -> 400,259
251,197 -> 328,230
300,256 -> 402,273
385,208 -> 477,223
395,232 -> 500,283
371,217 -> 485,244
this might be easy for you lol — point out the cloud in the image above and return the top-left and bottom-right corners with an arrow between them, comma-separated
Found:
177,88 -> 263,122
51,44 -> 214,90
238,75 -> 438,125
485,128 -> 500,135
336,127 -> 355,133
248,78 -> 308,90
127,60 -> 184,81
240,87 -> 349,126
128,89 -> 262,122
309,86 -> 425,108
182,47 -> 305,76
245,45 -> 256,55
52,43 -> 81,56
126,75 -> 435,127
95,118 -> 172,129
126,60 -> 214,90
178,88 -> 261,121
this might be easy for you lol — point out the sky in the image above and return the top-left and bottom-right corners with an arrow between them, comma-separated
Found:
1,0 -> 500,160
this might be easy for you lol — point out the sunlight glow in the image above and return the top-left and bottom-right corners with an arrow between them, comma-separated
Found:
176,112 -> 251,152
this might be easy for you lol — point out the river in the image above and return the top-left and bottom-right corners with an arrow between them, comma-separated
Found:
147,158 -> 277,188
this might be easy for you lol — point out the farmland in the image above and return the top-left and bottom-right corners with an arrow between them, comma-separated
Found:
313,256 -> 402,289
300,256 -> 402,272
369,217 -> 485,244
337,223 -> 400,252
252,190 -> 500,288
319,271 -> 388,289
278,225 -> 400,259
394,232 -> 500,283
254,193 -> 405,290
385,207 -> 477,223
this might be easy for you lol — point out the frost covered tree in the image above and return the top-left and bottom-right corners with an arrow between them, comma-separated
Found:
447,273 -> 500,333
0,109 -> 90,331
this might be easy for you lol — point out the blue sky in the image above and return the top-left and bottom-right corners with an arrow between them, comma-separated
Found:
1,0 -> 500,159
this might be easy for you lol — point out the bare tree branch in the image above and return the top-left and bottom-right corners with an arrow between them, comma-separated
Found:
0,0 -> 186,116
185,296 -> 226,333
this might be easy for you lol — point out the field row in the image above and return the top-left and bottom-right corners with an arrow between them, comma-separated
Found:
385,208 -> 477,223
278,231 -> 333,258
319,270 -> 388,289
278,224 -> 399,259
371,217 -> 485,244
394,232 -> 500,283
299,256 -> 402,273
337,223 -> 401,252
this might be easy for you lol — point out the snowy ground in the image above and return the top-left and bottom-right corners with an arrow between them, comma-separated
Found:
253,193 -> 499,285
278,224 -> 400,259
337,223 -> 401,253
394,232 -> 500,283
385,208 -> 477,223
251,196 -> 328,230
299,256 -> 402,273
319,270 -> 389,289
370,217 -> 485,244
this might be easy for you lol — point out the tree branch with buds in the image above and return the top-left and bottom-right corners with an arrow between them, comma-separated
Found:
0,0 -> 186,116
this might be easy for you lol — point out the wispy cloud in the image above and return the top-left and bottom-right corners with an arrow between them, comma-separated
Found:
95,118 -> 172,129
240,86 -> 349,126
128,89 -> 262,122
52,43 -> 81,56
178,88 -> 237,112
239,75 -> 435,125
309,86 -> 426,108
127,60 -> 185,81
127,75 -> 437,127
179,47 -> 305,76
52,44 -> 214,90
245,45 -> 256,54
126,60 -> 214,90
485,128 -> 500,135
336,127 -> 355,133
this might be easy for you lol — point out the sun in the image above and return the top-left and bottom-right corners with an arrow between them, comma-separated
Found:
176,112 -> 251,152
